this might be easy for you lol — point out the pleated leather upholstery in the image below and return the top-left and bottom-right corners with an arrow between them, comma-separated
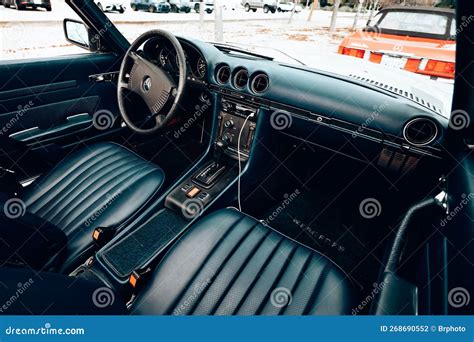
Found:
22,142 -> 165,272
132,208 -> 357,315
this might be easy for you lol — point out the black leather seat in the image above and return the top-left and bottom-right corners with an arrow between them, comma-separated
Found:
132,208 -> 358,315
20,142 -> 165,272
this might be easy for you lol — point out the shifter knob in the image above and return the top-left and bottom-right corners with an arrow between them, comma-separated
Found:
214,135 -> 230,165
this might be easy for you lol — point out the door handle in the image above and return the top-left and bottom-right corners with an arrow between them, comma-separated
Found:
10,113 -> 93,142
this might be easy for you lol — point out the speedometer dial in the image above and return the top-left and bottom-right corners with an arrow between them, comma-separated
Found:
196,57 -> 206,78
159,48 -> 170,67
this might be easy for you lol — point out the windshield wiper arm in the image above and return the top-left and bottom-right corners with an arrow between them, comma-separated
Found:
212,42 -> 274,61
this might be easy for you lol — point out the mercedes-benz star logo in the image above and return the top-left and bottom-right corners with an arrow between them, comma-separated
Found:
142,77 -> 152,92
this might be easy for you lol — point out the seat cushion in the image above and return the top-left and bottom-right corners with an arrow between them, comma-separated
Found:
22,142 -> 165,272
0,267 -> 126,315
132,209 -> 358,315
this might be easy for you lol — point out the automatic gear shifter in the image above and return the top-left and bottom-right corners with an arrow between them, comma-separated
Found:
214,136 -> 230,167
194,137 -> 229,187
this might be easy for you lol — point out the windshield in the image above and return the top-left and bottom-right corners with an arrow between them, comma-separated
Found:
377,10 -> 449,35
0,0 -> 456,115
109,2 -> 454,110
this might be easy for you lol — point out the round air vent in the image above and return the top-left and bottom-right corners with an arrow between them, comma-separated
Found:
250,73 -> 269,93
233,69 -> 249,89
216,64 -> 231,84
403,118 -> 438,146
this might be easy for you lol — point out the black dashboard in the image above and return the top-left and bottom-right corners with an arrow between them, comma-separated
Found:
144,36 -> 449,173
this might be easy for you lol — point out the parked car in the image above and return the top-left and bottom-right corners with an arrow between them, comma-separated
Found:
241,0 -> 276,13
223,0 -> 240,10
94,0 -> 125,13
338,6 -> 456,79
130,0 -> 170,12
189,0 -> 213,13
2,0 -> 51,11
277,1 -> 301,12
169,0 -> 191,12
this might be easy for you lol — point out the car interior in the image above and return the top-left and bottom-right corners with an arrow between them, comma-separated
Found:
0,0 -> 472,316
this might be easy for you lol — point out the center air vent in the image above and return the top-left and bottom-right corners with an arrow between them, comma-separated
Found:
403,118 -> 438,146
233,69 -> 249,89
250,73 -> 269,93
216,64 -> 231,84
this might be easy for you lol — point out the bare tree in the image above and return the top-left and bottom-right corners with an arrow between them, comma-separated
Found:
352,0 -> 365,30
214,0 -> 223,42
199,0 -> 204,29
329,0 -> 342,33
307,0 -> 318,21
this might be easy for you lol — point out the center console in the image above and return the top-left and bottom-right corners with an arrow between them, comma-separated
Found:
165,97 -> 258,219
217,98 -> 258,161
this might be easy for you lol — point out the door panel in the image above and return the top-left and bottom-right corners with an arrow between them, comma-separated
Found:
0,53 -> 121,148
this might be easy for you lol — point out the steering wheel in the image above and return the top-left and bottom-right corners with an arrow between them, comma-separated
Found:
117,30 -> 187,135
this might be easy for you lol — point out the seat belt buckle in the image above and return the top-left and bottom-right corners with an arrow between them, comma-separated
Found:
92,227 -> 115,247
129,268 -> 152,291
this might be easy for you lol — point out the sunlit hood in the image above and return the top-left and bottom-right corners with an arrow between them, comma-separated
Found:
302,53 -> 453,119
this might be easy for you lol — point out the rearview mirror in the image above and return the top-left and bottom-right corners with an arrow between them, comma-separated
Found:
63,19 -> 102,52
